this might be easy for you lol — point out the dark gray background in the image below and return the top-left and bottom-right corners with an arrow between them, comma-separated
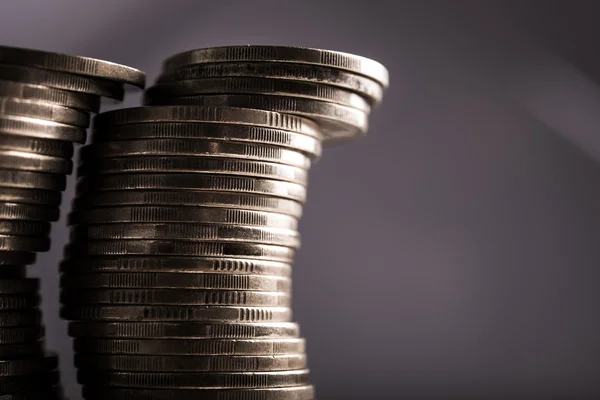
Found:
2,0 -> 600,398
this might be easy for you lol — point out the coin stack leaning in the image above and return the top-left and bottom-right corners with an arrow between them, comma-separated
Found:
0,46 -> 145,398
60,46 -> 388,400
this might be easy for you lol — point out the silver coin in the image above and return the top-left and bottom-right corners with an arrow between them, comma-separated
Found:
0,370 -> 60,392
0,150 -> 72,174
67,321 -> 299,339
0,354 -> 57,376
77,369 -> 310,389
0,97 -> 90,127
0,203 -> 60,222
0,135 -> 73,158
0,220 -> 50,237
91,122 -> 322,159
0,80 -> 100,112
77,156 -> 309,185
74,353 -> 306,372
0,235 -> 50,252
92,106 -> 318,138
145,77 -> 370,112
0,115 -> 86,143
0,46 -> 146,88
70,223 -> 300,248
148,93 -> 368,141
0,170 -> 65,191
69,206 -> 298,230
60,256 -> 292,277
0,187 -> 61,207
72,191 -> 303,218
80,139 -> 312,168
62,289 -> 290,307
0,294 -> 40,310
0,341 -> 43,357
60,272 -> 291,292
0,310 -> 40,327
0,278 -> 39,294
81,385 -> 314,400
75,174 -> 306,202
62,305 -> 292,323
73,337 -> 304,355
0,326 -> 44,345
161,45 -> 389,88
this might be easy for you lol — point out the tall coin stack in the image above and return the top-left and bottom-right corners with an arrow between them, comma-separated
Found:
61,46 -> 388,400
0,46 -> 145,398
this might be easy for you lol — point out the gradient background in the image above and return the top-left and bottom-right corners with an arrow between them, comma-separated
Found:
2,0 -> 600,398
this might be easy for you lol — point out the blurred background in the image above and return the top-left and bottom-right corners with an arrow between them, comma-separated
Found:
3,0 -> 600,398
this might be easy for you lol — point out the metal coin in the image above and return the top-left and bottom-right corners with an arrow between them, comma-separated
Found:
0,251 -> 36,267
78,369 -> 310,389
68,321 -> 299,339
0,150 -> 72,174
0,389 -> 64,400
70,223 -> 300,248
60,272 -> 290,292
0,115 -> 86,143
0,353 -> 57,375
92,106 -> 318,137
0,278 -> 39,294
72,191 -> 303,218
77,156 -> 308,185
161,45 -> 389,88
81,385 -> 314,400
0,203 -> 60,222
0,294 -> 40,309
0,169 -> 65,191
0,187 -> 61,207
0,46 -> 146,88
0,326 -> 44,344
0,267 -> 27,278
62,289 -> 290,307
91,122 -> 322,159
0,80 -> 101,112
74,353 -> 306,372
0,341 -> 43,357
0,310 -> 40,327
158,61 -> 383,106
75,174 -> 307,202
60,256 -> 292,277
0,97 -> 90,127
73,337 -> 304,355
149,94 -> 368,141
69,206 -> 298,230
0,235 -> 50,252
0,135 -> 73,158
0,220 -> 51,237
145,77 -> 370,112
0,370 -> 59,392
0,63 -> 125,100
80,139 -> 312,168
61,305 -> 292,322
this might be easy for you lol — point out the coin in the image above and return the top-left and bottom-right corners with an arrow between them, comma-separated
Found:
0,354 -> 57,376
0,370 -> 59,392
0,310 -> 40,327
0,115 -> 86,143
0,235 -> 50,252
0,80 -> 101,112
0,203 -> 60,222
0,327 -> 44,345
0,170 -> 65,191
0,251 -> 36,267
0,135 -> 73,158
0,151 -> 72,174
161,45 -> 389,88
0,294 -> 40,309
0,341 -> 43,357
0,221 -> 51,237
0,97 -> 90,127
0,187 -> 61,206
0,278 -> 38,294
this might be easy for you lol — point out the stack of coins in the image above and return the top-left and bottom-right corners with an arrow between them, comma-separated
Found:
0,46 -> 145,398
61,46 -> 387,400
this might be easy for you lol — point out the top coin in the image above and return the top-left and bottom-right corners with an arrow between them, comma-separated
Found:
161,45 -> 389,89
0,46 -> 146,88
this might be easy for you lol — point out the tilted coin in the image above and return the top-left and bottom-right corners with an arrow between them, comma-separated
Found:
61,305 -> 292,322
60,272 -> 290,292
0,220 -> 51,237
0,294 -> 40,309
71,223 -> 300,248
0,97 -> 89,127
0,135 -> 73,158
0,371 -> 60,392
60,256 -> 292,277
0,203 -> 60,222
69,206 -> 298,230
0,169 -> 65,191
77,156 -> 308,185
78,369 -> 310,389
145,77 -> 370,112
0,235 -> 50,252
82,385 -> 314,400
92,106 -> 318,138
0,341 -> 43,357
0,251 -> 36,267
75,174 -> 306,202
65,240 -> 295,262
73,191 -> 303,218
0,80 -> 101,112
158,61 -> 383,106
0,310 -> 40,327
0,46 -> 146,88
0,150 -> 72,174
73,337 -> 304,355
61,289 -> 290,307
0,115 -> 86,143
0,354 -> 57,376
91,122 -> 322,159
149,94 -> 368,141
80,139 -> 312,168
68,321 -> 299,339
0,63 -> 125,100
74,353 -> 306,372
161,45 -> 389,88
0,278 -> 39,294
